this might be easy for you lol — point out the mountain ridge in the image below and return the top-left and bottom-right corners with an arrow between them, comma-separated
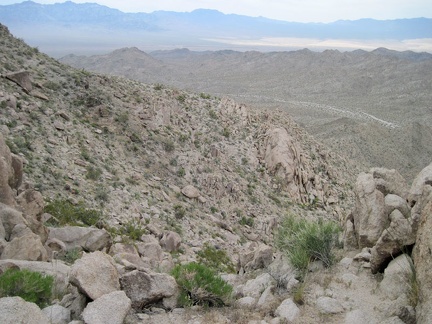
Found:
1,1 -> 431,56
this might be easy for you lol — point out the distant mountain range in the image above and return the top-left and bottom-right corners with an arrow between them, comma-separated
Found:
1,1 -> 431,56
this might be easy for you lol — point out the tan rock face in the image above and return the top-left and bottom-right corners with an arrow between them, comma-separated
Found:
82,290 -> 131,324
261,127 -> 302,201
412,186 -> 432,324
5,70 -> 33,93
1,228 -> 48,261
120,269 -> 179,310
352,172 -> 387,248
0,297 -> 49,324
181,185 -> 201,199
48,226 -> 111,252
0,133 -> 17,207
69,251 -> 120,300
159,231 -> 181,253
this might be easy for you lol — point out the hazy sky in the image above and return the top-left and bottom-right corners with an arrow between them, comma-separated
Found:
2,0 -> 432,22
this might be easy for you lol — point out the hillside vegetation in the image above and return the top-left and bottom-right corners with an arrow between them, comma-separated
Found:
3,22 -> 432,324
61,47 -> 432,181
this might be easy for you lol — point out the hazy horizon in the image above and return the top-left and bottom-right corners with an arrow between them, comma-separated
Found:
2,0 -> 432,23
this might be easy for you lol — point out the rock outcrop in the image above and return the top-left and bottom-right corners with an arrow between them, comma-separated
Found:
344,167 -> 417,273
412,176 -> 432,323
345,162 -> 432,323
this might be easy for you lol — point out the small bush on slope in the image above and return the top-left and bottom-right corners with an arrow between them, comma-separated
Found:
0,269 -> 54,308
276,215 -> 340,279
197,243 -> 236,274
171,262 -> 232,307
44,199 -> 104,227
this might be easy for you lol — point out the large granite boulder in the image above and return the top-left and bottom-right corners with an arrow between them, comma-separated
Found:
120,269 -> 178,310
81,290 -> 131,324
48,226 -> 111,252
69,251 -> 120,300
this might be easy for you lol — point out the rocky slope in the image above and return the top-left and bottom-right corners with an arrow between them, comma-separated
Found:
60,47 -> 432,181
1,22 -> 432,324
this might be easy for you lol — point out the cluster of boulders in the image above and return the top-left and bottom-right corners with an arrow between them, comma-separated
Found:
344,162 -> 432,323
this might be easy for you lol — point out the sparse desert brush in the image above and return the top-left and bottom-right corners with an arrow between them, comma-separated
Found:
197,243 -> 236,274
171,262 -> 233,307
44,198 -> 104,227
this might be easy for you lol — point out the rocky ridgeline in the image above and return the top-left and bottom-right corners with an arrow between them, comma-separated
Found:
1,22 -> 432,324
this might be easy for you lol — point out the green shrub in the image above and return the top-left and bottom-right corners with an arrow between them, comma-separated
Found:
197,244 -> 236,274
200,93 -> 211,99
86,166 -> 102,180
177,167 -> 185,177
276,215 -> 340,279
171,262 -> 232,307
58,248 -> 82,265
115,219 -> 146,241
173,204 -> 186,219
163,139 -> 175,152
176,94 -> 186,103
0,269 -> 54,308
44,199 -> 104,227
239,216 -> 254,227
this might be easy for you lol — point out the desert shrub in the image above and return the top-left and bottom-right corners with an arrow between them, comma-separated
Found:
173,204 -> 186,219
115,219 -> 146,241
197,244 -> 236,274
222,127 -> 230,138
208,109 -> 217,119
177,167 -> 185,177
43,80 -> 61,91
239,216 -> 254,227
57,248 -> 82,265
276,215 -> 340,279
200,93 -> 211,99
163,138 -> 175,152
171,262 -> 232,307
86,165 -> 102,180
177,94 -> 187,103
44,199 -> 104,227
0,269 -> 54,308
